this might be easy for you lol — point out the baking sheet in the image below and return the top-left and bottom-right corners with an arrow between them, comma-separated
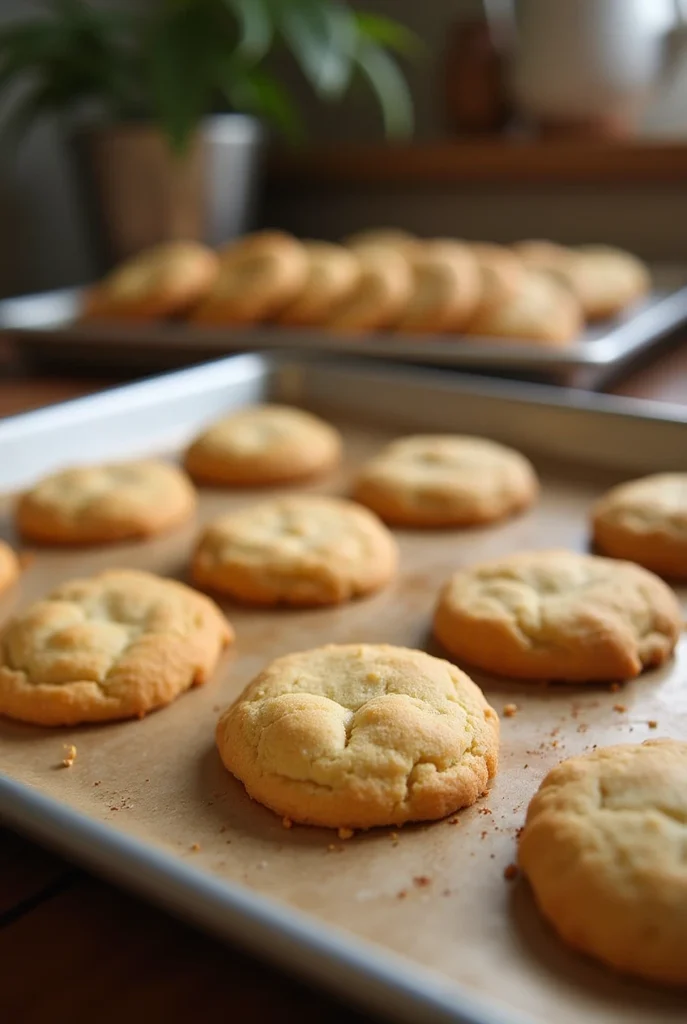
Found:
2,266 -> 687,386
0,355 -> 686,1024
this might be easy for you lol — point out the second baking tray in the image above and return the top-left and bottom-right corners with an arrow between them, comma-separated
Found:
2,267 -> 687,386
0,354 -> 686,1024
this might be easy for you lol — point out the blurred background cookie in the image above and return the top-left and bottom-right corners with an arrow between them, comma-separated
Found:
393,240 -> 481,333
82,241 -> 219,321
184,404 -> 341,486
592,472 -> 687,578
354,434 -> 537,527
192,231 -> 307,325
16,459 -> 196,545
324,245 -> 412,332
466,270 -> 582,345
277,242 -> 360,327
468,242 -> 526,308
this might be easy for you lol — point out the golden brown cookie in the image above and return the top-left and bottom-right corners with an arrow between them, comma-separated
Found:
592,473 -> 687,579
344,228 -> 419,257
468,242 -> 526,308
82,241 -> 219,321
519,739 -> 687,986
513,239 -> 572,271
354,435 -> 538,528
324,245 -> 412,332
515,241 -> 650,320
16,460 -> 196,545
216,643 -> 499,829
191,231 -> 308,325
393,241 -> 481,333
192,495 -> 398,606
465,269 -> 582,345
277,241 -> 360,326
184,405 -> 341,487
0,541 -> 20,595
0,569 -> 232,726
433,549 -> 682,681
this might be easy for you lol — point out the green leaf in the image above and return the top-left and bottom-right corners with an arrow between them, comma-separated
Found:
354,12 -> 423,57
276,0 -> 354,98
223,65 -> 303,142
224,0 -> 272,63
354,43 -> 414,138
144,8 -> 216,154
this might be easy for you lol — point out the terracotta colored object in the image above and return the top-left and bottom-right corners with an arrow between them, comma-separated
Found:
443,18 -> 511,135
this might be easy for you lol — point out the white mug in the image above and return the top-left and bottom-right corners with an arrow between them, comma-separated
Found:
490,0 -> 677,127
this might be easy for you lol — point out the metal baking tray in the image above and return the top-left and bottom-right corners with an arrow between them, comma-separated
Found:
1,265 -> 687,387
0,354 -> 686,1024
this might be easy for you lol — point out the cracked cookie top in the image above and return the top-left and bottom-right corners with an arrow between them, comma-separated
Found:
0,569 -> 233,725
216,643 -> 499,829
192,495 -> 398,606
353,434 -> 538,527
17,459 -> 196,545
433,549 -> 682,681
519,739 -> 687,985
184,404 -> 341,486
592,472 -> 687,578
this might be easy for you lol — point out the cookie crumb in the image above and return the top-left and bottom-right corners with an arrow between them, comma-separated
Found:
61,744 -> 77,768
613,704 -> 627,713
577,723 -> 588,733
448,817 -> 460,825
397,890 -> 407,899
388,831 -> 399,841
93,780 -> 100,787
504,863 -> 519,881
503,703 -> 518,717
190,843 -> 201,852
219,825 -> 227,833
481,830 -> 488,840
282,817 -> 293,830
479,807 -> 493,815
413,875 -> 431,887
338,827 -> 354,840
610,683 -> 621,693
327,843 -> 338,852
648,720 -> 658,729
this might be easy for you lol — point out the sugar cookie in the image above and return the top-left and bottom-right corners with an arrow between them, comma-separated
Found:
354,435 -> 537,527
184,405 -> 341,486
434,549 -> 682,681
82,241 -> 219,322
0,569 -> 232,725
17,460 -> 196,545
192,231 -> 308,325
519,739 -> 687,985
277,241 -> 360,326
216,643 -> 499,829
592,473 -> 687,579
192,495 -> 398,605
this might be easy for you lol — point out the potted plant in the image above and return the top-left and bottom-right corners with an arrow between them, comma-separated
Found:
0,0 -> 417,269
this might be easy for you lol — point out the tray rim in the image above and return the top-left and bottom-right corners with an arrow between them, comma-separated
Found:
2,279 -> 687,374
0,351 -> 685,1024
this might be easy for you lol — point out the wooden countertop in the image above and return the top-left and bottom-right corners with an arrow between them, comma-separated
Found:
1,340 -> 686,1024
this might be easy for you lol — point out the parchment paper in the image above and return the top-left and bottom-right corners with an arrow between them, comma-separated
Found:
0,416 -> 685,1024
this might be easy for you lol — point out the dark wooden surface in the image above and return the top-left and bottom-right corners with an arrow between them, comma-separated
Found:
1,338 -> 686,1024
269,140 -> 687,187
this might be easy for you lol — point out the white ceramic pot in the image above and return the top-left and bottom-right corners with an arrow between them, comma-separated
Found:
502,0 -> 677,129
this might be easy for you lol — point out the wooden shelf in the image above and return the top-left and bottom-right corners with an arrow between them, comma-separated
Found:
268,139 -> 687,187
